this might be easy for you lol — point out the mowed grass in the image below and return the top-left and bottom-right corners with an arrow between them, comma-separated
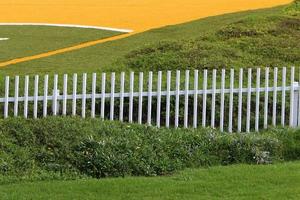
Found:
1,162 -> 300,200
0,25 -> 123,62
0,2 -> 298,76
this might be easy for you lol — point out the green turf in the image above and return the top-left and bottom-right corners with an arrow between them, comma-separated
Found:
0,25 -> 123,62
0,2 -> 298,76
1,162 -> 300,200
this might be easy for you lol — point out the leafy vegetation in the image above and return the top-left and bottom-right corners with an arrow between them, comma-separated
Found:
124,2 -> 300,71
0,117 -> 300,184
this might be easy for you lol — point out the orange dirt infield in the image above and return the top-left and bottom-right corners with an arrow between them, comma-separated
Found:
0,0 -> 293,67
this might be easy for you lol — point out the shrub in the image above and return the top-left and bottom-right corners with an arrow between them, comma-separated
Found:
0,117 -> 292,182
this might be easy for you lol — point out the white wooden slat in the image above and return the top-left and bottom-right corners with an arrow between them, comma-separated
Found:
4,76 -> 9,118
110,73 -> 115,121
220,69 -> 225,132
228,69 -> 234,133
82,73 -> 87,118
14,76 -> 19,117
91,73 -> 96,118
138,72 -> 144,124
33,75 -> 39,119
289,67 -> 295,127
156,71 -> 162,127
264,68 -> 270,129
193,70 -> 199,128
147,72 -> 153,125
175,70 -> 180,128
63,74 -> 68,116
43,75 -> 48,117
237,68 -> 243,132
202,70 -> 208,127
246,68 -> 252,133
129,72 -> 134,123
184,70 -> 190,128
72,74 -> 77,116
255,68 -> 261,132
166,71 -> 171,128
24,76 -> 29,118
53,74 -> 58,116
298,70 -> 300,126
272,68 -> 278,126
281,67 -> 286,126
119,72 -> 125,122
101,73 -> 106,119
211,69 -> 216,128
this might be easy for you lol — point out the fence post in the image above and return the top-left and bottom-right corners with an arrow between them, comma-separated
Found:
292,82 -> 299,128
52,89 -> 60,115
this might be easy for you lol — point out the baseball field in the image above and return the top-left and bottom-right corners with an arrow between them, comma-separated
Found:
0,0 -> 292,69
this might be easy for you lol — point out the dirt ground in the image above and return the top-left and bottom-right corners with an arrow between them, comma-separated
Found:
0,0 -> 292,32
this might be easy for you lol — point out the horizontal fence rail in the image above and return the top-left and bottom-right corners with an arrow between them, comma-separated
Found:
1,67 -> 300,132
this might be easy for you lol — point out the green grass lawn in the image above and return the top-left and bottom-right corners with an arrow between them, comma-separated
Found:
0,25 -> 123,62
1,162 -> 300,200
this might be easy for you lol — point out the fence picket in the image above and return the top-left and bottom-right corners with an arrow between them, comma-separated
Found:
14,76 -> 19,117
62,74 -> 68,116
43,75 -> 48,117
184,70 -> 190,128
246,69 -> 252,133
228,69 -> 234,133
110,73 -> 115,121
264,68 -> 270,129
193,70 -> 199,128
237,69 -> 243,132
82,73 -> 87,118
175,71 -> 180,128
24,76 -> 29,118
166,71 -> 171,128
202,70 -> 207,127
129,72 -> 134,123
72,74 -> 77,116
33,75 -> 39,119
220,69 -> 225,132
101,73 -> 106,119
147,72 -> 153,125
53,75 -> 58,116
157,71 -> 162,127
120,72 -> 125,122
289,67 -> 295,127
211,69 -> 216,128
91,73 -> 96,118
281,67 -> 286,126
138,72 -> 143,124
4,76 -> 9,118
272,68 -> 278,126
255,68 -> 261,131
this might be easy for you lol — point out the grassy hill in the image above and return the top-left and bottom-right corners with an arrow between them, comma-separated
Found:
0,1 -> 299,76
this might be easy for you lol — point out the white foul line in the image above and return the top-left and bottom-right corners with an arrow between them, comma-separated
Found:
0,38 -> 9,41
0,23 -> 133,33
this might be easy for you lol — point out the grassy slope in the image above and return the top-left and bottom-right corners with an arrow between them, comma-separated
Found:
1,162 -> 300,200
0,26 -> 122,62
0,2 -> 298,76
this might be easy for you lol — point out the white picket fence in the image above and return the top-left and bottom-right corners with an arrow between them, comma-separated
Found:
1,67 -> 300,132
